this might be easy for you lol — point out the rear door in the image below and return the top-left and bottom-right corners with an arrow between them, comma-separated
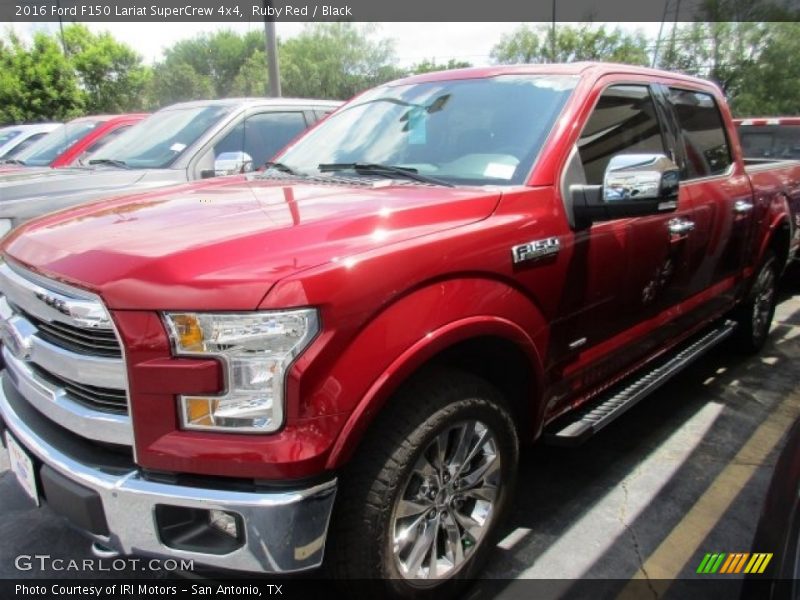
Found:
661,86 -> 753,316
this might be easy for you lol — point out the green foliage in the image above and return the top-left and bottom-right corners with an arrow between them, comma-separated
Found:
150,29 -> 264,104
409,58 -> 472,75
491,23 -> 649,66
0,30 -> 84,123
279,23 -> 404,100
63,24 -> 150,113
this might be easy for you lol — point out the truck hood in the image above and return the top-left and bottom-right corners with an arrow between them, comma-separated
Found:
3,176 -> 501,310
0,167 -> 186,221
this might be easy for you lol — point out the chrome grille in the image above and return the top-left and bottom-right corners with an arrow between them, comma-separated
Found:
17,306 -> 122,358
0,260 -> 131,446
30,364 -> 128,415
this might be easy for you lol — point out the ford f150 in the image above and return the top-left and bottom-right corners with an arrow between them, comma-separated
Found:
0,63 -> 798,599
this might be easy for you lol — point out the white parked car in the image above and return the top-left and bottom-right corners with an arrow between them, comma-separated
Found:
0,123 -> 61,160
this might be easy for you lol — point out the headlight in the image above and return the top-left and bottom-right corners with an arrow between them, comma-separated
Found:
163,309 -> 319,433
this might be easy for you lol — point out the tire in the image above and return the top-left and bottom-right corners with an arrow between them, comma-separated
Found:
732,249 -> 779,354
326,368 -> 519,600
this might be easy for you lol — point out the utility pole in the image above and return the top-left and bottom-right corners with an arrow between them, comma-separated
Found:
56,0 -> 67,56
550,0 -> 557,62
262,0 -> 281,97
652,0 -> 670,67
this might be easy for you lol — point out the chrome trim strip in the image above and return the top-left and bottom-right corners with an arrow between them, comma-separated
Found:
30,334 -> 127,390
0,262 -> 113,330
0,373 -> 337,573
3,347 -> 132,445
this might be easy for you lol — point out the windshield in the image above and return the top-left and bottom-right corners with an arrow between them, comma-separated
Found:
275,75 -> 577,186
739,124 -> 800,159
0,129 -> 21,148
90,105 -> 233,169
15,121 -> 99,166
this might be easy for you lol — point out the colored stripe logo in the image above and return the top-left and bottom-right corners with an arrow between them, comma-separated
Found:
696,552 -> 773,574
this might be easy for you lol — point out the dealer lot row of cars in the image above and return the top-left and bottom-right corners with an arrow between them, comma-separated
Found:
0,97 -> 340,234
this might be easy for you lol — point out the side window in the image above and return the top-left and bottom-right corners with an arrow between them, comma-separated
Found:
211,112 -> 308,169
4,133 -> 47,158
668,88 -> 732,179
578,85 -> 666,185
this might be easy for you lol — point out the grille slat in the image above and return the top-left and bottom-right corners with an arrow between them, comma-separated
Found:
14,305 -> 123,358
30,364 -> 128,415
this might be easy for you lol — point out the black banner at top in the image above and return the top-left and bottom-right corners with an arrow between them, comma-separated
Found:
1,0 -> 799,22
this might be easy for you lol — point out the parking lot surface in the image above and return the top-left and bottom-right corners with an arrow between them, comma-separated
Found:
2,279 -> 799,598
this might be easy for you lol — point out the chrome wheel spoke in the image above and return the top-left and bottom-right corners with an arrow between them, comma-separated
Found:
449,422 -> 475,472
442,511 -> 465,566
460,453 -> 500,489
406,517 -> 438,577
412,453 -> 440,482
396,498 -> 430,519
463,483 -> 498,503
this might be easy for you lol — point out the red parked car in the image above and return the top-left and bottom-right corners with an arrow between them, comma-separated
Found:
1,114 -> 147,169
0,63 -> 799,598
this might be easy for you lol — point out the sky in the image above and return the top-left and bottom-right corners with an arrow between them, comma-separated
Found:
7,21 -> 666,67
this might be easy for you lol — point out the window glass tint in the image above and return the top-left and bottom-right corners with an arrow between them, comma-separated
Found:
214,112 -> 308,168
276,75 -> 578,186
0,130 -> 21,147
578,85 -> 666,185
16,121 -> 100,166
669,89 -> 732,178
738,125 -> 800,159
73,125 -> 133,166
3,133 -> 48,158
91,105 -> 232,169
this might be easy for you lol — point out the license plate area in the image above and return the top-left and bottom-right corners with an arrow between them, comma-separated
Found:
5,431 -> 40,506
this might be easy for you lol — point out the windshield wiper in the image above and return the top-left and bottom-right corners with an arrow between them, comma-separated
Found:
263,161 -> 301,175
0,158 -> 25,165
318,162 -> 453,187
88,158 -> 130,169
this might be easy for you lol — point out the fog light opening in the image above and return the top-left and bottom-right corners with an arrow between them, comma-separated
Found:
155,505 -> 245,555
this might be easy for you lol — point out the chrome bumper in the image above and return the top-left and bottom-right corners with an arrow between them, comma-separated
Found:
0,372 -> 337,573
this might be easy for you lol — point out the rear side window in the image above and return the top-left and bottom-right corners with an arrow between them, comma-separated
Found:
578,85 -> 667,185
668,89 -> 732,179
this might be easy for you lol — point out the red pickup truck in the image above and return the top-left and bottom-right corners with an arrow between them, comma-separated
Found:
0,63 -> 798,598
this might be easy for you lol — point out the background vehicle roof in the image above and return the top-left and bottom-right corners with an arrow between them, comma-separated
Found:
158,97 -> 342,111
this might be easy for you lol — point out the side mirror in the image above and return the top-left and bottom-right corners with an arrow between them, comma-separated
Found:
212,151 -> 254,177
570,153 -> 680,228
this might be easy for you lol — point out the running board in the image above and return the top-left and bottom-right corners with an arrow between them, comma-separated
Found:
543,320 -> 737,446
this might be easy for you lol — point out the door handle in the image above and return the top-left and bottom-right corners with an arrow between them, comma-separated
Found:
668,218 -> 696,235
734,200 -> 754,214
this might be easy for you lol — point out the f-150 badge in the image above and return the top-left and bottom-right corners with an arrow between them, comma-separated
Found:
511,237 -> 561,264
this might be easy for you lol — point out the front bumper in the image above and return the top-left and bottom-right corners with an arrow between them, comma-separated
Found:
0,372 -> 337,573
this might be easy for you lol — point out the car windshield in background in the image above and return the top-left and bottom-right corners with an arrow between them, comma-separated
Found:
14,121 -> 99,166
90,105 -> 233,169
275,75 -> 577,186
0,129 -> 21,147
739,124 -> 800,159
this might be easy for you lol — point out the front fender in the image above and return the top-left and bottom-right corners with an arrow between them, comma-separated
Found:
313,277 -> 548,470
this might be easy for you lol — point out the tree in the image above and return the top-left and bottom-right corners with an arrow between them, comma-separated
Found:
491,23 -> 649,66
656,22 -> 764,97
149,29 -> 264,106
0,31 -> 83,123
730,23 -> 800,116
409,58 -> 472,75
280,23 -> 404,100
62,24 -> 150,113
